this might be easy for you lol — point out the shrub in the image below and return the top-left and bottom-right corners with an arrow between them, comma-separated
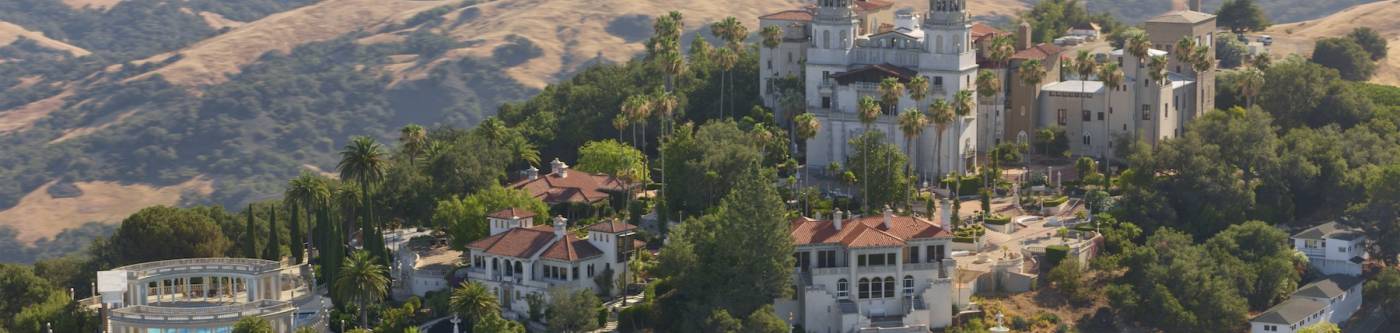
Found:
1044,245 -> 1069,269
941,174 -> 983,194
1042,195 -> 1069,207
985,214 -> 1012,225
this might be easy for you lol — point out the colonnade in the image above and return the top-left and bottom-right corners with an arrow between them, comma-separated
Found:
130,274 -> 282,306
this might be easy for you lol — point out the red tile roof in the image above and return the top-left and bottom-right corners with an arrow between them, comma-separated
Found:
759,9 -> 814,22
467,225 -> 556,258
854,0 -> 894,12
487,207 -> 537,220
790,214 -> 951,248
509,169 -> 628,205
588,219 -> 638,233
469,224 -> 603,262
971,22 -> 1007,41
540,235 -> 603,261
1011,43 -> 1063,61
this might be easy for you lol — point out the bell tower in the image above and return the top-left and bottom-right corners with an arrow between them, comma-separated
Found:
812,0 -> 858,51
923,0 -> 971,55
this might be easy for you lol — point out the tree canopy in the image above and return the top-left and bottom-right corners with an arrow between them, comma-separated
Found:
437,185 -> 549,250
108,206 -> 231,266
1312,37 -> 1377,81
844,131 -> 910,213
1216,0 -> 1270,33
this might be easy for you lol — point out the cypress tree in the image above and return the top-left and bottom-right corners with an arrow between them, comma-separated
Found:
245,204 -> 258,258
264,206 -> 280,261
290,204 -> 303,264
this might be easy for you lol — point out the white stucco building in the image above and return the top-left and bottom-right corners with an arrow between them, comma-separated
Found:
393,233 -> 463,298
761,0 -> 981,180
465,209 -> 641,320
96,258 -> 320,333
775,207 -> 956,332
1293,221 -> 1367,277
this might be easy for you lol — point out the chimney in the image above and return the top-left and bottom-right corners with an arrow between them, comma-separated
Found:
550,158 -> 568,178
552,215 -> 567,239
882,205 -> 894,229
1016,21 -> 1032,51
1189,0 -> 1201,12
526,165 -> 539,180
833,209 -> 844,230
939,198 -> 952,229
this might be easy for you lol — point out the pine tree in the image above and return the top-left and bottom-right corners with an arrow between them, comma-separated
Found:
290,204 -> 303,263
264,206 -> 280,261
245,204 -> 258,258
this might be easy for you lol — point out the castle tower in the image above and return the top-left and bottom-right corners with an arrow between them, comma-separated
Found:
918,0 -> 978,177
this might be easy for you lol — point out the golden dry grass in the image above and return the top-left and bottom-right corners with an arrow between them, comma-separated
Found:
199,11 -> 245,30
0,89 -> 72,133
125,0 -> 455,87
1264,0 -> 1400,85
0,177 -> 213,244
0,21 -> 91,56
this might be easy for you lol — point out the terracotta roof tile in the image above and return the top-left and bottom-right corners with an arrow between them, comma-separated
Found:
971,22 -> 1007,40
854,0 -> 893,12
760,9 -> 814,22
509,169 -> 627,205
790,214 -> 951,248
1012,43 -> 1063,61
487,207 -> 537,220
466,227 -> 556,259
588,219 -> 638,233
540,235 -> 603,261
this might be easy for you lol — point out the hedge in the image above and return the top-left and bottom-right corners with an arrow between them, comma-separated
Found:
1042,195 -> 1069,207
940,174 -> 984,194
985,214 -> 1012,225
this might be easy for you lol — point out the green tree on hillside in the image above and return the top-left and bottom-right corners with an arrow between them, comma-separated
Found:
1312,37 -> 1376,81
660,121 -> 765,217
436,185 -> 549,250
244,204 -> 258,259
655,165 -> 794,331
846,131 -> 911,212
545,287 -> 603,333
1216,0 -> 1271,33
109,206 -> 231,266
576,140 -> 648,182
338,136 -> 390,266
335,250 -> 389,329
1347,27 -> 1388,61
285,172 -> 330,264
263,205 -> 279,261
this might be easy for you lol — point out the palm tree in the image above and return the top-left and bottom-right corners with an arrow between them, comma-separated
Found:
928,99 -> 954,179
653,90 -> 679,136
335,250 -> 389,329
1124,31 -> 1152,141
906,76 -> 930,109
450,281 -> 501,327
1074,50 -> 1098,125
1174,36 -> 1197,74
1237,68 -> 1264,109
878,77 -> 905,114
285,173 -> 330,264
337,136 -> 389,264
1018,59 -> 1047,147
1191,45 -> 1214,113
975,69 -> 1001,144
1147,55 -> 1170,142
987,35 -> 1016,68
612,114 -> 629,142
621,94 -> 652,148
761,25 -> 783,49
794,112 -> 821,198
857,95 -> 882,213
711,17 -> 748,118
398,124 -> 427,167
898,108 -> 927,209
712,47 -> 739,119
1098,62 -> 1124,159
952,90 -> 974,174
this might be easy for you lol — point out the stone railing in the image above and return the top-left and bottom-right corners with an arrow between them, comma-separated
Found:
811,266 -> 851,277
114,258 -> 283,277
111,300 -> 292,322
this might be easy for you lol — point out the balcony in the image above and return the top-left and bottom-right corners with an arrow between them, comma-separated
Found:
812,266 -> 851,276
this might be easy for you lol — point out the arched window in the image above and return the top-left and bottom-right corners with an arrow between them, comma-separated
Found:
868,277 -> 881,298
823,30 -> 830,49
903,276 -> 915,295
503,260 -> 512,276
837,279 -> 849,298
858,278 -> 870,299
514,261 -> 523,276
492,258 -> 499,272
883,277 -> 896,298
936,35 -> 944,53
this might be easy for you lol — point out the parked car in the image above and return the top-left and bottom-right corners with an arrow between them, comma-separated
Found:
1259,35 -> 1273,46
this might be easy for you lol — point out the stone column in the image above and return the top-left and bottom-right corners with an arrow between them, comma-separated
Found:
202,276 -> 209,302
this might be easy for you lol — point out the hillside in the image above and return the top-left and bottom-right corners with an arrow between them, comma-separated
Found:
0,0 -> 1029,250
1264,0 -> 1400,85
1087,0 -> 1379,24
0,21 -> 90,57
